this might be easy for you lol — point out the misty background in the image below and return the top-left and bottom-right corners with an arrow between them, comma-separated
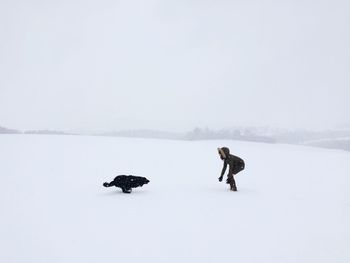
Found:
1,0 -> 349,149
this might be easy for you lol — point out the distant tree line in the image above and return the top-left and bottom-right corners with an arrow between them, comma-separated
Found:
0,126 -> 20,134
0,126 -> 71,135
99,129 -> 183,140
24,130 -> 71,135
2,124 -> 350,151
185,127 -> 276,143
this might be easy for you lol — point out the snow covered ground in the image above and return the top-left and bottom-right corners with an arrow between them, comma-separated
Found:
0,135 -> 349,263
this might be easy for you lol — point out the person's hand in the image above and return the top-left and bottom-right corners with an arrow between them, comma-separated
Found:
218,176 -> 223,182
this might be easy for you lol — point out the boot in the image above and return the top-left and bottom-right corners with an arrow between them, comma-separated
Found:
230,183 -> 237,191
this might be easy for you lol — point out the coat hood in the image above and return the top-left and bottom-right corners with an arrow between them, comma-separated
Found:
218,147 -> 230,159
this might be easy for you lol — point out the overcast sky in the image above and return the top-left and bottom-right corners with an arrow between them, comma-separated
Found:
0,0 -> 349,131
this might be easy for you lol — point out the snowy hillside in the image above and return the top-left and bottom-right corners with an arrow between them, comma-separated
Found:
0,135 -> 349,263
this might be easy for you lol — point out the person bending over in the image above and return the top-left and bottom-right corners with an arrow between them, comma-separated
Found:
218,147 -> 245,191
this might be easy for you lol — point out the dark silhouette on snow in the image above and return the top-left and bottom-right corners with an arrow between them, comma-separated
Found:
103,175 -> 150,193
218,147 -> 245,191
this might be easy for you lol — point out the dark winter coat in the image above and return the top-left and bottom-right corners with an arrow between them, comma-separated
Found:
218,147 -> 245,177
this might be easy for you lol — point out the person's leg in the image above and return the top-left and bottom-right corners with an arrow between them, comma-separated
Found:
230,164 -> 243,191
230,176 -> 237,191
227,173 -> 237,191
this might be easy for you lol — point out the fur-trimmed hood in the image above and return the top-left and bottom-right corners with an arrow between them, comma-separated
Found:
218,147 -> 230,159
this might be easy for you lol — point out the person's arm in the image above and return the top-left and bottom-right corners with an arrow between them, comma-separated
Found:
219,162 -> 227,181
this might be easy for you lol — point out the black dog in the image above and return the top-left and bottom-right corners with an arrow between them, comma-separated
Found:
103,175 -> 150,193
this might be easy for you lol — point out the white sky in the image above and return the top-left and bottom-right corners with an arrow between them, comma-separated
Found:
0,0 -> 349,131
